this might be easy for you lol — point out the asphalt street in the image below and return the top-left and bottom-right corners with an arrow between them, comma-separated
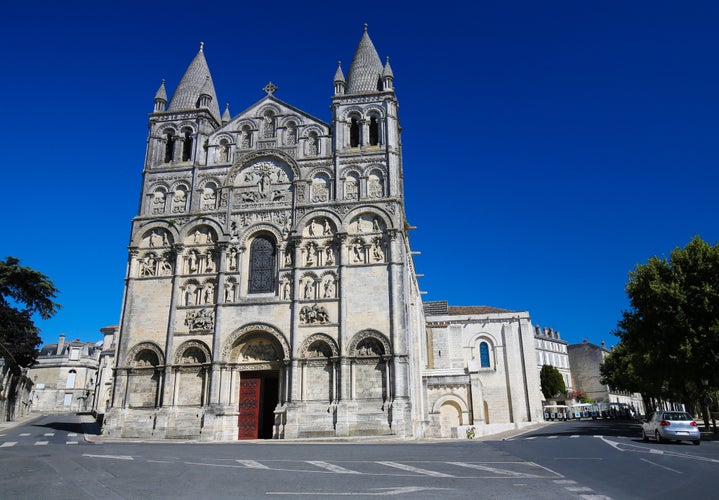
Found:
1,414 -> 717,499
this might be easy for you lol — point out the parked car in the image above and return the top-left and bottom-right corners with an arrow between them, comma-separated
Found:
641,410 -> 700,445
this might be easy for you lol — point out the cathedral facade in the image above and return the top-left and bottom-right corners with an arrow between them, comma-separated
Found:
103,28 -> 426,440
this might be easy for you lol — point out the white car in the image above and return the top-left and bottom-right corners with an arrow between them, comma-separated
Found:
642,410 -> 701,445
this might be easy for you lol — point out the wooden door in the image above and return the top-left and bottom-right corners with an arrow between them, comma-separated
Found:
238,373 -> 261,439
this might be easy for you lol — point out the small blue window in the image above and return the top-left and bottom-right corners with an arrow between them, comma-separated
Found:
479,342 -> 490,368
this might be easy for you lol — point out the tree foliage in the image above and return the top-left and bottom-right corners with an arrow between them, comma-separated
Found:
601,236 -> 719,408
0,257 -> 60,373
540,364 -> 566,400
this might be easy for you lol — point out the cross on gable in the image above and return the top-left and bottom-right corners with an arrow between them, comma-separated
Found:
263,81 -> 278,96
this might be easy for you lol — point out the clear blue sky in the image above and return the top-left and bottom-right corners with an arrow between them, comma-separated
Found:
2,1 -> 717,348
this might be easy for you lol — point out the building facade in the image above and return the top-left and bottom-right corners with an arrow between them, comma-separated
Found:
534,325 -> 572,391
103,28 -> 425,440
568,340 -> 644,414
422,301 -> 544,437
27,334 -> 100,413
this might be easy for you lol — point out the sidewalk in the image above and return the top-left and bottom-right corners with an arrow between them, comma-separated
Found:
0,412 -> 44,431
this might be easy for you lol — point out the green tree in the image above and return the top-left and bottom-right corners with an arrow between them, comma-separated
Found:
602,236 -> 719,424
540,364 -> 566,400
0,257 -> 60,373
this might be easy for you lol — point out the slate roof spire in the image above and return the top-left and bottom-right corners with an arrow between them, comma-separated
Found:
167,42 -> 221,123
345,24 -> 384,94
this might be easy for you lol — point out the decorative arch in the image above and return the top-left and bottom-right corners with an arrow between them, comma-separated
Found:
299,333 -> 339,358
430,394 -> 470,415
181,219 -> 223,245
347,330 -> 391,357
225,151 -> 299,187
467,332 -> 498,369
173,340 -> 211,365
344,209 -> 391,235
221,322 -> 290,362
125,342 -> 164,367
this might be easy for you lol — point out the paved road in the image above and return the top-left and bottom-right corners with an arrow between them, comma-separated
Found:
1,414 -> 717,499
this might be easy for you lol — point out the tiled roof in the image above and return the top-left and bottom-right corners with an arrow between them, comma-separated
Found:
167,46 -> 221,122
447,305 -> 515,315
346,27 -> 383,94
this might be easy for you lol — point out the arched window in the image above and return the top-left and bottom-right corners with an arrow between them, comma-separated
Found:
164,131 -> 175,162
350,117 -> 360,147
369,116 -> 379,146
249,235 -> 276,293
182,129 -> 193,161
479,342 -> 490,368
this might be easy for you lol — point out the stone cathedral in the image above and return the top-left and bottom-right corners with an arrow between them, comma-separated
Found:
103,28 -> 427,440
103,28 -> 543,441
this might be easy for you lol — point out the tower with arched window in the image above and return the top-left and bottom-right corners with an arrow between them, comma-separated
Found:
104,28 -> 427,441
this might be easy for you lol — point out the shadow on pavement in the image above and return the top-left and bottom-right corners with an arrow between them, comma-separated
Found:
32,416 -> 102,435
529,419 -> 641,438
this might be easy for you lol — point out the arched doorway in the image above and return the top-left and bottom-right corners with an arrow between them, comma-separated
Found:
226,329 -> 288,440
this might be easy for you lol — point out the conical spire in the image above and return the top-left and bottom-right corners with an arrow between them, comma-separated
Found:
167,42 -> 222,122
222,103 -> 231,124
345,24 -> 384,94
154,79 -> 167,112
334,61 -> 345,84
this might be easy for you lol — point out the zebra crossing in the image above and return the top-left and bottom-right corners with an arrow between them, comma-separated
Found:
0,431 -> 84,447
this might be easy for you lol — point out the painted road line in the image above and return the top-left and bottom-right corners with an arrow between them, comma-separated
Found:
639,458 -> 682,474
34,441 -> 48,446
376,461 -> 454,478
0,442 -> 17,447
66,441 -> 78,445
82,454 -> 134,460
236,460 -> 271,469
68,433 -> 78,437
447,462 -> 541,478
307,461 -> 361,474
44,433 -> 55,437
19,433 -> 30,437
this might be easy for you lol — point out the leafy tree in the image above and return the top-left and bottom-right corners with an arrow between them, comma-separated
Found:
540,364 -> 566,400
0,257 -> 60,374
602,236 -> 719,423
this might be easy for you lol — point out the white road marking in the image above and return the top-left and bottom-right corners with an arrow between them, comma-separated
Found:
266,486 -> 455,496
570,435 -> 580,438
447,462 -> 541,478
376,461 -> 454,477
147,460 -> 174,464
639,458 -> 682,474
68,433 -> 77,437
581,495 -> 613,500
236,459 -> 270,469
554,480 -> 577,485
19,433 -> 30,437
567,486 -> 595,492
34,441 -> 48,446
82,454 -> 134,460
44,433 -> 55,436
525,436 -> 536,440
66,441 -> 78,445
547,436 -> 558,439
307,461 -> 360,474
0,442 -> 17,447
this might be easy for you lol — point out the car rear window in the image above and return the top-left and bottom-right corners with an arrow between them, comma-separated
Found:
664,412 -> 692,421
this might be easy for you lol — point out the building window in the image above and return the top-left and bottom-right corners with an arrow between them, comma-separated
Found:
69,348 -> 80,361
164,131 -> 175,162
479,342 -> 490,368
249,235 -> 276,293
369,116 -> 379,146
66,370 -> 77,389
350,117 -> 360,147
182,130 -> 193,161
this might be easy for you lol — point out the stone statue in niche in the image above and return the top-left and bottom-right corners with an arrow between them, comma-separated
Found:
158,254 -> 173,275
282,281 -> 291,300
203,285 -> 214,304
323,220 -> 332,235
325,246 -> 335,265
152,191 -> 165,213
357,340 -> 382,356
202,187 -> 217,210
139,254 -> 156,277
239,129 -> 250,149
356,218 -> 363,233
224,283 -> 234,303
372,239 -> 384,262
306,243 -> 316,266
228,247 -> 238,271
204,250 -> 215,273
285,123 -> 297,145
185,308 -> 214,331
323,278 -> 336,298
303,280 -> 314,299
372,217 -> 381,232
352,242 -> 363,263
184,287 -> 195,306
344,178 -> 358,200
308,134 -> 318,155
148,229 -> 168,248
299,304 -> 330,324
218,143 -> 229,162
187,250 -> 198,274
284,250 -> 292,267
263,113 -> 275,138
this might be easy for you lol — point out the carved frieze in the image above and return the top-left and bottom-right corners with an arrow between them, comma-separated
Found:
184,308 -> 215,332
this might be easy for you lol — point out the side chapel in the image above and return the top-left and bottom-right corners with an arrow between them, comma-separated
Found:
103,27 -> 426,440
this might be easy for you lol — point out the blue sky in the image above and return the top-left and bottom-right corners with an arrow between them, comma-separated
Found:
2,1 -> 717,348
